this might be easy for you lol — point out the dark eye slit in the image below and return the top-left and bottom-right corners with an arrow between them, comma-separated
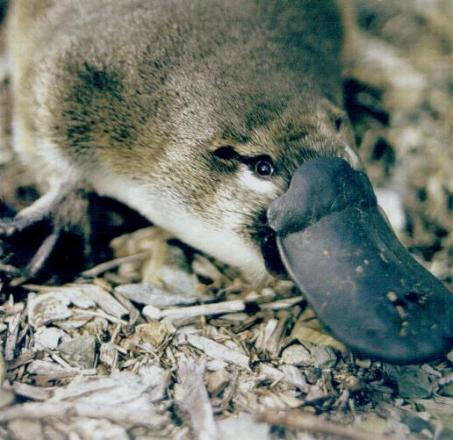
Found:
213,146 -> 272,165
212,145 -> 241,160
334,116 -> 343,131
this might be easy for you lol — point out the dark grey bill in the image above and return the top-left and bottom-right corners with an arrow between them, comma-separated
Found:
267,157 -> 452,364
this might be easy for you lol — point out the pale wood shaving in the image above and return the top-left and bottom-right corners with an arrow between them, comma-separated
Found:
143,299 -> 245,321
175,360 -> 220,440
185,334 -> 250,370
257,410 -> 386,440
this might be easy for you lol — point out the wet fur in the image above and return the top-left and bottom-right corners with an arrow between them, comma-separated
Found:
6,0 -> 358,280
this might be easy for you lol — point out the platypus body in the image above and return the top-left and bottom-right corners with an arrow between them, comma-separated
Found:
8,0 -> 356,279
2,0 -> 452,363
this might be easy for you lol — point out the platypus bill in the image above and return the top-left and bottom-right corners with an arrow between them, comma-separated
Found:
1,0 -> 452,363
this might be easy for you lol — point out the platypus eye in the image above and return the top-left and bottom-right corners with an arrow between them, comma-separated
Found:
253,156 -> 275,177
212,146 -> 275,177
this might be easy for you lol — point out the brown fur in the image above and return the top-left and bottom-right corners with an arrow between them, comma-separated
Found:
6,0 -> 359,278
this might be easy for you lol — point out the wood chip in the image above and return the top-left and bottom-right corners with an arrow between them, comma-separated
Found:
124,321 -> 173,351
12,382 -> 54,401
186,334 -> 250,369
218,413 -> 270,440
27,360 -> 96,378
206,369 -> 231,396
255,318 -> 282,359
28,285 -> 128,328
175,360 -> 220,440
57,335 -> 96,369
115,283 -> 200,306
0,401 -> 167,428
291,323 -> 347,354
0,388 -> 15,409
74,418 -> 129,440
34,327 -> 68,350
0,371 -> 169,428
7,419 -> 44,440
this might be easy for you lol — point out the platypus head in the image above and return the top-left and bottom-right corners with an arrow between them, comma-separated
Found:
153,72 -> 357,283
154,80 -> 451,364
198,94 -> 358,281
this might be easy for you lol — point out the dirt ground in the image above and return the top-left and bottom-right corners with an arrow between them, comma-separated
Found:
0,1 -> 452,439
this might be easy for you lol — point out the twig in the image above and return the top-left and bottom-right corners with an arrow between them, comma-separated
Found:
143,295 -> 304,322
259,296 -> 304,310
256,410 -> 387,440
81,252 -> 150,278
143,299 -> 246,321
71,308 -> 128,325
0,263 -> 19,274
111,290 -> 143,326
21,284 -> 61,292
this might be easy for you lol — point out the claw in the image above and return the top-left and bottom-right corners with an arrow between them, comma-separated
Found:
0,262 -> 20,276
0,183 -> 90,282
0,216 -> 44,237
25,228 -> 61,278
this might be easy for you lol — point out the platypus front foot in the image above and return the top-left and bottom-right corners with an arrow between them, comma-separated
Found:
0,183 -> 91,284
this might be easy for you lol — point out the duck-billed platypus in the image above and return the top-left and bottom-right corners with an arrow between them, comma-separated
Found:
1,0 -> 451,363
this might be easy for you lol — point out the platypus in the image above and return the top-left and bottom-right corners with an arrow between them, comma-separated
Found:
1,0 -> 452,363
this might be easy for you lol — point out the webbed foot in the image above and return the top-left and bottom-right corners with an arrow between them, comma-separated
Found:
0,184 -> 91,284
